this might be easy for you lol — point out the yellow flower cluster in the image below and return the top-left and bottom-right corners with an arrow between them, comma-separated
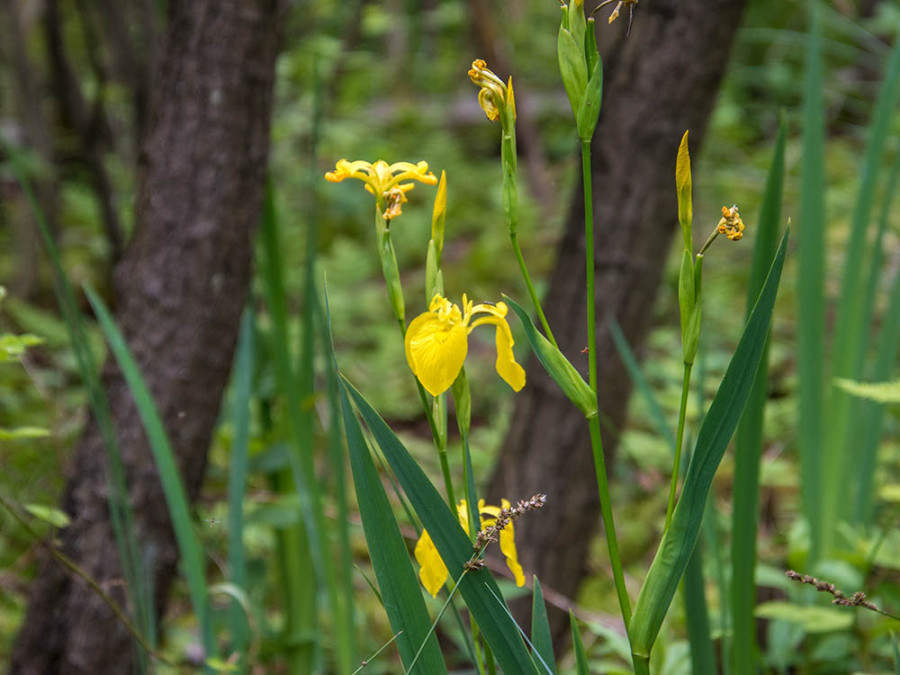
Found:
405,294 -> 526,397
716,205 -> 745,241
324,159 -> 437,219
415,499 -> 525,598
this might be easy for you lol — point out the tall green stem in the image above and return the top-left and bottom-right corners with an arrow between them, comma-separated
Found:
582,140 -> 599,394
589,418 -> 631,625
665,362 -> 693,531
501,104 -> 557,347
582,139 -> 631,626
511,232 -> 557,348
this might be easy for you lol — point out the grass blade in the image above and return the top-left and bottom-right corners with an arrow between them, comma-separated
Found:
683,541 -> 716,675
343,377 -> 539,674
826,14 -> 900,528
2,137 -> 154,665
84,286 -> 215,664
227,310 -> 254,667
570,611 -> 590,675
531,577 -> 557,674
856,146 -> 900,523
338,383 -> 447,674
731,119 -> 787,674
629,231 -> 789,657
797,0 -> 828,561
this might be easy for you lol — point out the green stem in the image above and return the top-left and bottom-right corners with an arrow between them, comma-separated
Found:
510,232 -> 557,348
501,100 -> 557,348
588,418 -> 631,626
582,140 -> 598,394
665,362 -> 693,531
581,139 -> 631,628
633,653 -> 651,675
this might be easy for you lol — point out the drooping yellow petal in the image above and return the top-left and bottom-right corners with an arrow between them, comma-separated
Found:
414,529 -> 448,598
405,311 -> 468,397
498,499 -> 525,587
494,318 -> 526,392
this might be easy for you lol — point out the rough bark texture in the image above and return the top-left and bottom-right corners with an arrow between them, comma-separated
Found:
11,1 -> 285,672
487,0 -> 749,643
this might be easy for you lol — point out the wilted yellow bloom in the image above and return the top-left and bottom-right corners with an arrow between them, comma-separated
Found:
324,159 -> 437,218
405,294 -> 525,397
468,60 -> 516,123
717,205 -> 745,241
415,499 -> 525,598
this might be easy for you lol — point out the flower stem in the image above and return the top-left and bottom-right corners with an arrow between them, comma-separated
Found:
582,141 -> 598,394
665,362 -> 693,532
581,138 -> 631,627
589,417 -> 631,626
510,232 -> 558,348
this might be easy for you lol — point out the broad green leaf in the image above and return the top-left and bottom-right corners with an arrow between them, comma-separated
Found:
338,384 -> 446,674
505,296 -> 596,418
629,231 -> 789,657
343,378 -> 539,674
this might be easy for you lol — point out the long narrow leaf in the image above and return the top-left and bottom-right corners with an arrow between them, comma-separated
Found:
731,119 -> 787,674
827,14 -> 900,527
629,231 -> 789,657
227,311 -> 254,667
343,378 -> 539,674
84,286 -> 215,663
338,384 -> 447,674
855,143 -> 900,523
2,138 -> 154,665
531,577 -> 557,675
683,542 -> 716,675
797,0 -> 828,561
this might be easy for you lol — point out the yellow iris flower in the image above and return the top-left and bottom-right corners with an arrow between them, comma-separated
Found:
324,159 -> 437,217
467,59 -> 516,123
414,499 -> 525,598
404,294 -> 526,397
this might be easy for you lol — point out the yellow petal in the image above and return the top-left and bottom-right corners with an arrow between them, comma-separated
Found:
498,500 -> 525,587
494,320 -> 526,392
414,529 -> 448,598
405,311 -> 468,396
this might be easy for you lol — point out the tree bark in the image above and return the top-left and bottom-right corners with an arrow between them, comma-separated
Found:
11,1 -> 285,672
487,0 -> 749,644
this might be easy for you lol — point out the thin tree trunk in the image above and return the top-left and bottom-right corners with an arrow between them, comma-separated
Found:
487,0 -> 749,645
11,1 -> 285,672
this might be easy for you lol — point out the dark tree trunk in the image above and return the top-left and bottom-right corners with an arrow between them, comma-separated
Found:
487,0 -> 749,644
11,1 -> 285,672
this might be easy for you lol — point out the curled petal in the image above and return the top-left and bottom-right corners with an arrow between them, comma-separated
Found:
498,500 -> 525,587
405,311 -> 468,396
414,529 -> 448,598
494,319 -> 526,392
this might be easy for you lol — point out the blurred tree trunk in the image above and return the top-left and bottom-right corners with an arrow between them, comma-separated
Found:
487,0 -> 749,645
11,0 -> 285,673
